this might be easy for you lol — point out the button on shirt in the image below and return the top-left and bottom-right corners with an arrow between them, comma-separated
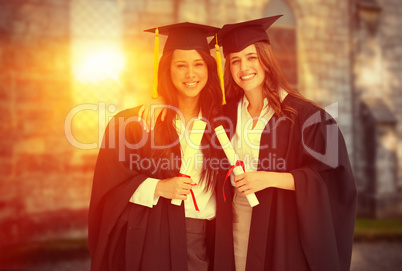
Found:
130,115 -> 216,220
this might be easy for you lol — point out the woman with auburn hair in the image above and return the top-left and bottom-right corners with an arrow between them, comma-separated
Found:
215,16 -> 357,271
88,22 -> 234,271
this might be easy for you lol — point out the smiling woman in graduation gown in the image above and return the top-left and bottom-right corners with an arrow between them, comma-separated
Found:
88,22 -> 235,271
221,95 -> 357,271
214,16 -> 357,271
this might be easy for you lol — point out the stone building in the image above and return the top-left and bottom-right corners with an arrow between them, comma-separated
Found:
0,0 -> 401,260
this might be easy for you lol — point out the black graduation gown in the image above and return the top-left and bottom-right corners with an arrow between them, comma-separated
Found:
88,107 -> 235,271
221,95 -> 357,271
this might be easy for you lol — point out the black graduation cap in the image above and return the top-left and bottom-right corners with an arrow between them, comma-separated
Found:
145,22 -> 220,53
211,15 -> 283,57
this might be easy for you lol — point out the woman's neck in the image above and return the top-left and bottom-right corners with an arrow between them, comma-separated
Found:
178,97 -> 201,124
244,89 -> 264,117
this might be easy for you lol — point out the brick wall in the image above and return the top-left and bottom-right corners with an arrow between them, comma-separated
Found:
353,0 -> 402,203
0,0 -> 90,248
377,0 -> 402,187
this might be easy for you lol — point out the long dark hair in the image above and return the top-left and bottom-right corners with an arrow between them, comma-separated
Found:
151,49 -> 222,191
224,41 -> 313,120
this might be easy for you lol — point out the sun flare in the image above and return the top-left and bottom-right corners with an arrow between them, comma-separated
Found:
73,49 -> 125,83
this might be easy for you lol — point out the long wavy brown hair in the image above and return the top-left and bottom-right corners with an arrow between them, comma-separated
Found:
151,49 -> 223,191
224,41 -> 313,120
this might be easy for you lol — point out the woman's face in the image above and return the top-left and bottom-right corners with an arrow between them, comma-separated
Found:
170,49 -> 208,101
229,44 -> 265,94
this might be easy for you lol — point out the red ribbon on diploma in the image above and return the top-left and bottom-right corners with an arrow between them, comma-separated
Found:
178,173 -> 199,211
223,160 -> 245,202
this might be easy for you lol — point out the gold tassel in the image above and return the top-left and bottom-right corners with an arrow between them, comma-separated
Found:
152,28 -> 159,99
215,35 -> 226,105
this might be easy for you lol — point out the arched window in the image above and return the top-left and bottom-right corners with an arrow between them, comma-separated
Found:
264,0 -> 297,90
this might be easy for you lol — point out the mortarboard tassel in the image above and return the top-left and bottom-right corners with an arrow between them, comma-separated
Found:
152,28 -> 159,99
215,35 -> 226,105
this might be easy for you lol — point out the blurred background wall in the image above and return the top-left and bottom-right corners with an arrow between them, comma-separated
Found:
0,0 -> 401,266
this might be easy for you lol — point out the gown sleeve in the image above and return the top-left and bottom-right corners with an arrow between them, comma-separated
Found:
290,108 -> 357,271
88,108 -> 150,271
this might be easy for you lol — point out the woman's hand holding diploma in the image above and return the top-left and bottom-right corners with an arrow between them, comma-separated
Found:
214,125 -> 259,207
155,176 -> 194,200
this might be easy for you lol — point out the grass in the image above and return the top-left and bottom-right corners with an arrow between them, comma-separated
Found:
354,217 -> 402,242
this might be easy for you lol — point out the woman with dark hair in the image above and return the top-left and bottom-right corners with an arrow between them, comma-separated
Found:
88,22 -> 234,271
215,16 -> 357,271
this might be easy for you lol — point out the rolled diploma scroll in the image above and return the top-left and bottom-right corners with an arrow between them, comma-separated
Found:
214,125 -> 259,207
171,119 -> 207,206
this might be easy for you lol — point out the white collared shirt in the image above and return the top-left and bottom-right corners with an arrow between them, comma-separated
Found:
231,96 -> 274,178
130,114 -> 216,220
230,91 -> 288,184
